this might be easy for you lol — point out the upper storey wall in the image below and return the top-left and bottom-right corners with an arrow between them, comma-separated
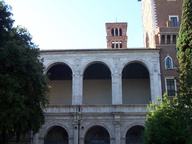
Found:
155,0 -> 183,27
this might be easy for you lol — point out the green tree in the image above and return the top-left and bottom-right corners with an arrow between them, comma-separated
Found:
176,0 -> 192,142
0,1 -> 48,143
143,95 -> 188,144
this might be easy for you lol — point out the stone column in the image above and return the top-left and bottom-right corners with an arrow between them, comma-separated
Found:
170,35 -> 173,44
158,34 -> 161,44
72,70 -> 83,105
165,35 -> 167,44
112,113 -> 122,144
150,63 -> 162,103
73,120 -> 79,144
112,68 -> 122,104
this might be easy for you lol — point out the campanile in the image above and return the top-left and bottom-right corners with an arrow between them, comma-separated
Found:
105,22 -> 127,49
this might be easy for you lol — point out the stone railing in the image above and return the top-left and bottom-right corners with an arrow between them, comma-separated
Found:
44,104 -> 148,115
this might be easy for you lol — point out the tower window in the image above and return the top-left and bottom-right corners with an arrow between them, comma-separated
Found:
119,28 -> 122,36
116,41 -> 118,48
165,56 -> 173,69
120,41 -> 122,48
169,15 -> 179,27
115,29 -> 118,36
112,41 -> 115,48
111,29 -> 114,36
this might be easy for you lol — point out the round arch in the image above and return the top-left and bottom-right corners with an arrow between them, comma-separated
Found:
44,125 -> 69,144
84,125 -> 110,144
120,59 -> 151,75
39,123 -> 71,139
82,60 -> 112,105
82,123 -> 113,139
122,122 -> 145,138
46,62 -> 73,105
122,61 -> 151,104
81,60 -> 112,76
125,124 -> 145,144
45,61 -> 73,74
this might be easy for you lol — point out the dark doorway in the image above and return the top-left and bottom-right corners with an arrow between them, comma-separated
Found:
44,126 -> 68,144
84,126 -> 110,144
126,126 -> 144,144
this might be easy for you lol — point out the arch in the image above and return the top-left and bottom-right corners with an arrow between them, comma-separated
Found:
122,122 -> 145,139
81,60 -> 112,76
83,61 -> 112,104
122,61 -> 151,104
46,62 -> 72,105
45,61 -> 73,74
40,123 -> 71,139
83,123 -> 113,139
44,126 -> 69,144
47,63 -> 72,80
165,56 -> 173,69
125,125 -> 145,144
84,125 -> 110,144
120,60 -> 151,75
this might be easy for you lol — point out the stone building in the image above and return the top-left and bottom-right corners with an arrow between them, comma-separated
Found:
30,0 -> 183,144
142,0 -> 182,97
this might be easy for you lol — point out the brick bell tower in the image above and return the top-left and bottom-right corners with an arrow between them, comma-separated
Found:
105,22 -> 128,49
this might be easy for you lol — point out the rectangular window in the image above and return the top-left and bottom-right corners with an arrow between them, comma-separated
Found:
169,16 -> 179,27
165,78 -> 176,96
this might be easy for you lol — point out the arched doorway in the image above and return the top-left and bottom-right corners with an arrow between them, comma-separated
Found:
84,126 -> 110,144
47,63 -> 72,105
83,63 -> 112,104
122,62 -> 150,104
44,126 -> 68,144
126,125 -> 144,144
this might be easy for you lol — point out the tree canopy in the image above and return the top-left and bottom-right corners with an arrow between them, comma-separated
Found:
0,1 -> 48,143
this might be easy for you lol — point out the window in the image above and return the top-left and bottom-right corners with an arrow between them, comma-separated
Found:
116,41 -> 118,48
112,41 -> 115,48
119,28 -> 122,36
111,29 -> 114,36
120,41 -> 122,48
165,78 -> 176,96
169,16 -> 179,27
165,56 -> 173,69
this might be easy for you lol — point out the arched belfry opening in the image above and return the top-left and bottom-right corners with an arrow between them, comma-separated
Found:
83,63 -> 112,104
47,63 -> 72,105
84,126 -> 110,144
44,126 -> 69,144
122,62 -> 151,104
126,125 -> 144,144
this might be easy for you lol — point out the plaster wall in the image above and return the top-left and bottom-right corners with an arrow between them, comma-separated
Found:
48,80 -> 72,105
83,80 -> 112,104
122,79 -> 150,104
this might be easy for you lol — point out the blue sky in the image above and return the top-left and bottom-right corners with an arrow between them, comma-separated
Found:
5,0 -> 143,49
